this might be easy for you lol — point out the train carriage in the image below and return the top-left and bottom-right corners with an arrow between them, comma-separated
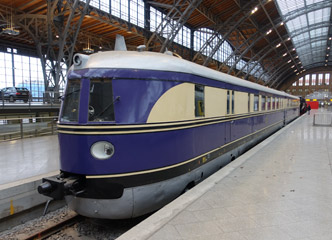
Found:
39,50 -> 299,219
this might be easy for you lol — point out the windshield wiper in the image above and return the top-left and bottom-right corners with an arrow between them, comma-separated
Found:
59,89 -> 80,99
94,96 -> 120,118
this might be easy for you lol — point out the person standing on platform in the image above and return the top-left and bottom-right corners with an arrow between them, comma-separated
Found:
307,104 -> 311,115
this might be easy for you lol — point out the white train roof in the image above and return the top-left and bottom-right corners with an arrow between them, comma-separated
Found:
73,51 -> 298,99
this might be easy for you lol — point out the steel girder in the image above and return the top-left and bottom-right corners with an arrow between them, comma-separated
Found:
11,0 -> 90,95
226,16 -> 283,78
192,0 -> 258,66
42,0 -> 91,93
146,0 -> 202,52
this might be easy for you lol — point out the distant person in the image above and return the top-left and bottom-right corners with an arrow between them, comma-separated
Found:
307,105 -> 311,115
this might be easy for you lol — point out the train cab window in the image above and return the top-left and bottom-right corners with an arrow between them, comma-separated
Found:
261,96 -> 266,111
60,79 -> 81,122
267,97 -> 271,110
88,78 -> 115,122
195,85 -> 205,117
254,95 -> 259,111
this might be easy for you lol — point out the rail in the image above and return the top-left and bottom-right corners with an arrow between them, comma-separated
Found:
0,116 -> 58,142
313,113 -> 332,126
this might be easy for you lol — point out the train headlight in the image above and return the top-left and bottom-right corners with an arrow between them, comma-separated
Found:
90,141 -> 114,160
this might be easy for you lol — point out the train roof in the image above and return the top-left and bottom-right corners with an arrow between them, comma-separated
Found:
73,51 -> 298,99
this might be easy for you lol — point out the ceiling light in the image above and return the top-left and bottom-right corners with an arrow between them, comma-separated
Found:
251,7 -> 258,14
287,38 -> 291,41
328,47 -> 330,50
295,56 -> 299,58
296,73 -> 299,75
325,64 -> 328,66
276,43 -> 281,48
291,65 -> 295,68
287,60 -> 291,63
329,37 -> 332,40
283,53 -> 287,57
280,22 -> 284,26
2,27 -> 20,36
294,69 -> 297,72
266,29 -> 272,35
292,48 -> 295,51
83,38 -> 94,54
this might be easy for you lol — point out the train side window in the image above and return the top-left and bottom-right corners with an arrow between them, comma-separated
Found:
254,95 -> 259,111
195,85 -> 205,117
248,93 -> 250,113
261,96 -> 266,111
272,97 -> 275,109
231,90 -> 235,114
227,90 -> 230,114
267,97 -> 271,110
276,98 -> 279,109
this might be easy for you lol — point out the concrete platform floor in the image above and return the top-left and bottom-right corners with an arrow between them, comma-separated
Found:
0,135 -> 59,186
119,109 -> 332,240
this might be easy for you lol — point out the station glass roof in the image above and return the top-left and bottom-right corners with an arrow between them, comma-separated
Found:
275,0 -> 331,70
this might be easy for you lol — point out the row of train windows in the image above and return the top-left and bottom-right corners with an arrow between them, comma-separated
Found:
194,85 -> 297,117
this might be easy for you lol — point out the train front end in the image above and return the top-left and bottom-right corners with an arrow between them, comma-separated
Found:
37,52 -> 187,219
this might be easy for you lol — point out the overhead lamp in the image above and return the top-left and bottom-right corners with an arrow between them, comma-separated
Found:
287,38 -> 291,41
287,60 -> 291,63
328,47 -> 330,50
292,48 -> 295,51
295,56 -> 299,58
296,73 -> 299,75
294,69 -> 297,72
266,29 -> 272,35
291,65 -> 295,68
251,7 -> 258,14
283,53 -> 287,57
327,54 -> 329,56
2,10 -> 20,36
83,38 -> 94,54
276,43 -> 281,48
280,22 -> 284,26
329,37 -> 332,40
2,27 -> 20,35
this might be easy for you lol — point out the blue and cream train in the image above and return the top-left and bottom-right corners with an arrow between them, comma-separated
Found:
38,50 -> 299,219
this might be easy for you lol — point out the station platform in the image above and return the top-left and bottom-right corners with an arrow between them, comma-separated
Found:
119,109 -> 332,240
0,135 -> 59,186
0,135 -> 60,224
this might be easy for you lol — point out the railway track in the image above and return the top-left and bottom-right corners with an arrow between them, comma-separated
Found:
16,211 -> 82,240
0,206 -> 150,240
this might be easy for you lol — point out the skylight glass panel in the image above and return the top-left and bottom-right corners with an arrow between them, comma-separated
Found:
276,0 -> 331,69
306,0 -> 324,5
277,0 -> 305,15
292,32 -> 309,44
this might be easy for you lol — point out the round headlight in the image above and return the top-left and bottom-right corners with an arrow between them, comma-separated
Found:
90,141 -> 114,160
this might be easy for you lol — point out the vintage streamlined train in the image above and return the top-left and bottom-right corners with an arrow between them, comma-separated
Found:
38,48 -> 299,219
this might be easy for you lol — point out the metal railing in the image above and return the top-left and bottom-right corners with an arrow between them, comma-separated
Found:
313,113 -> 332,126
0,116 -> 58,142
